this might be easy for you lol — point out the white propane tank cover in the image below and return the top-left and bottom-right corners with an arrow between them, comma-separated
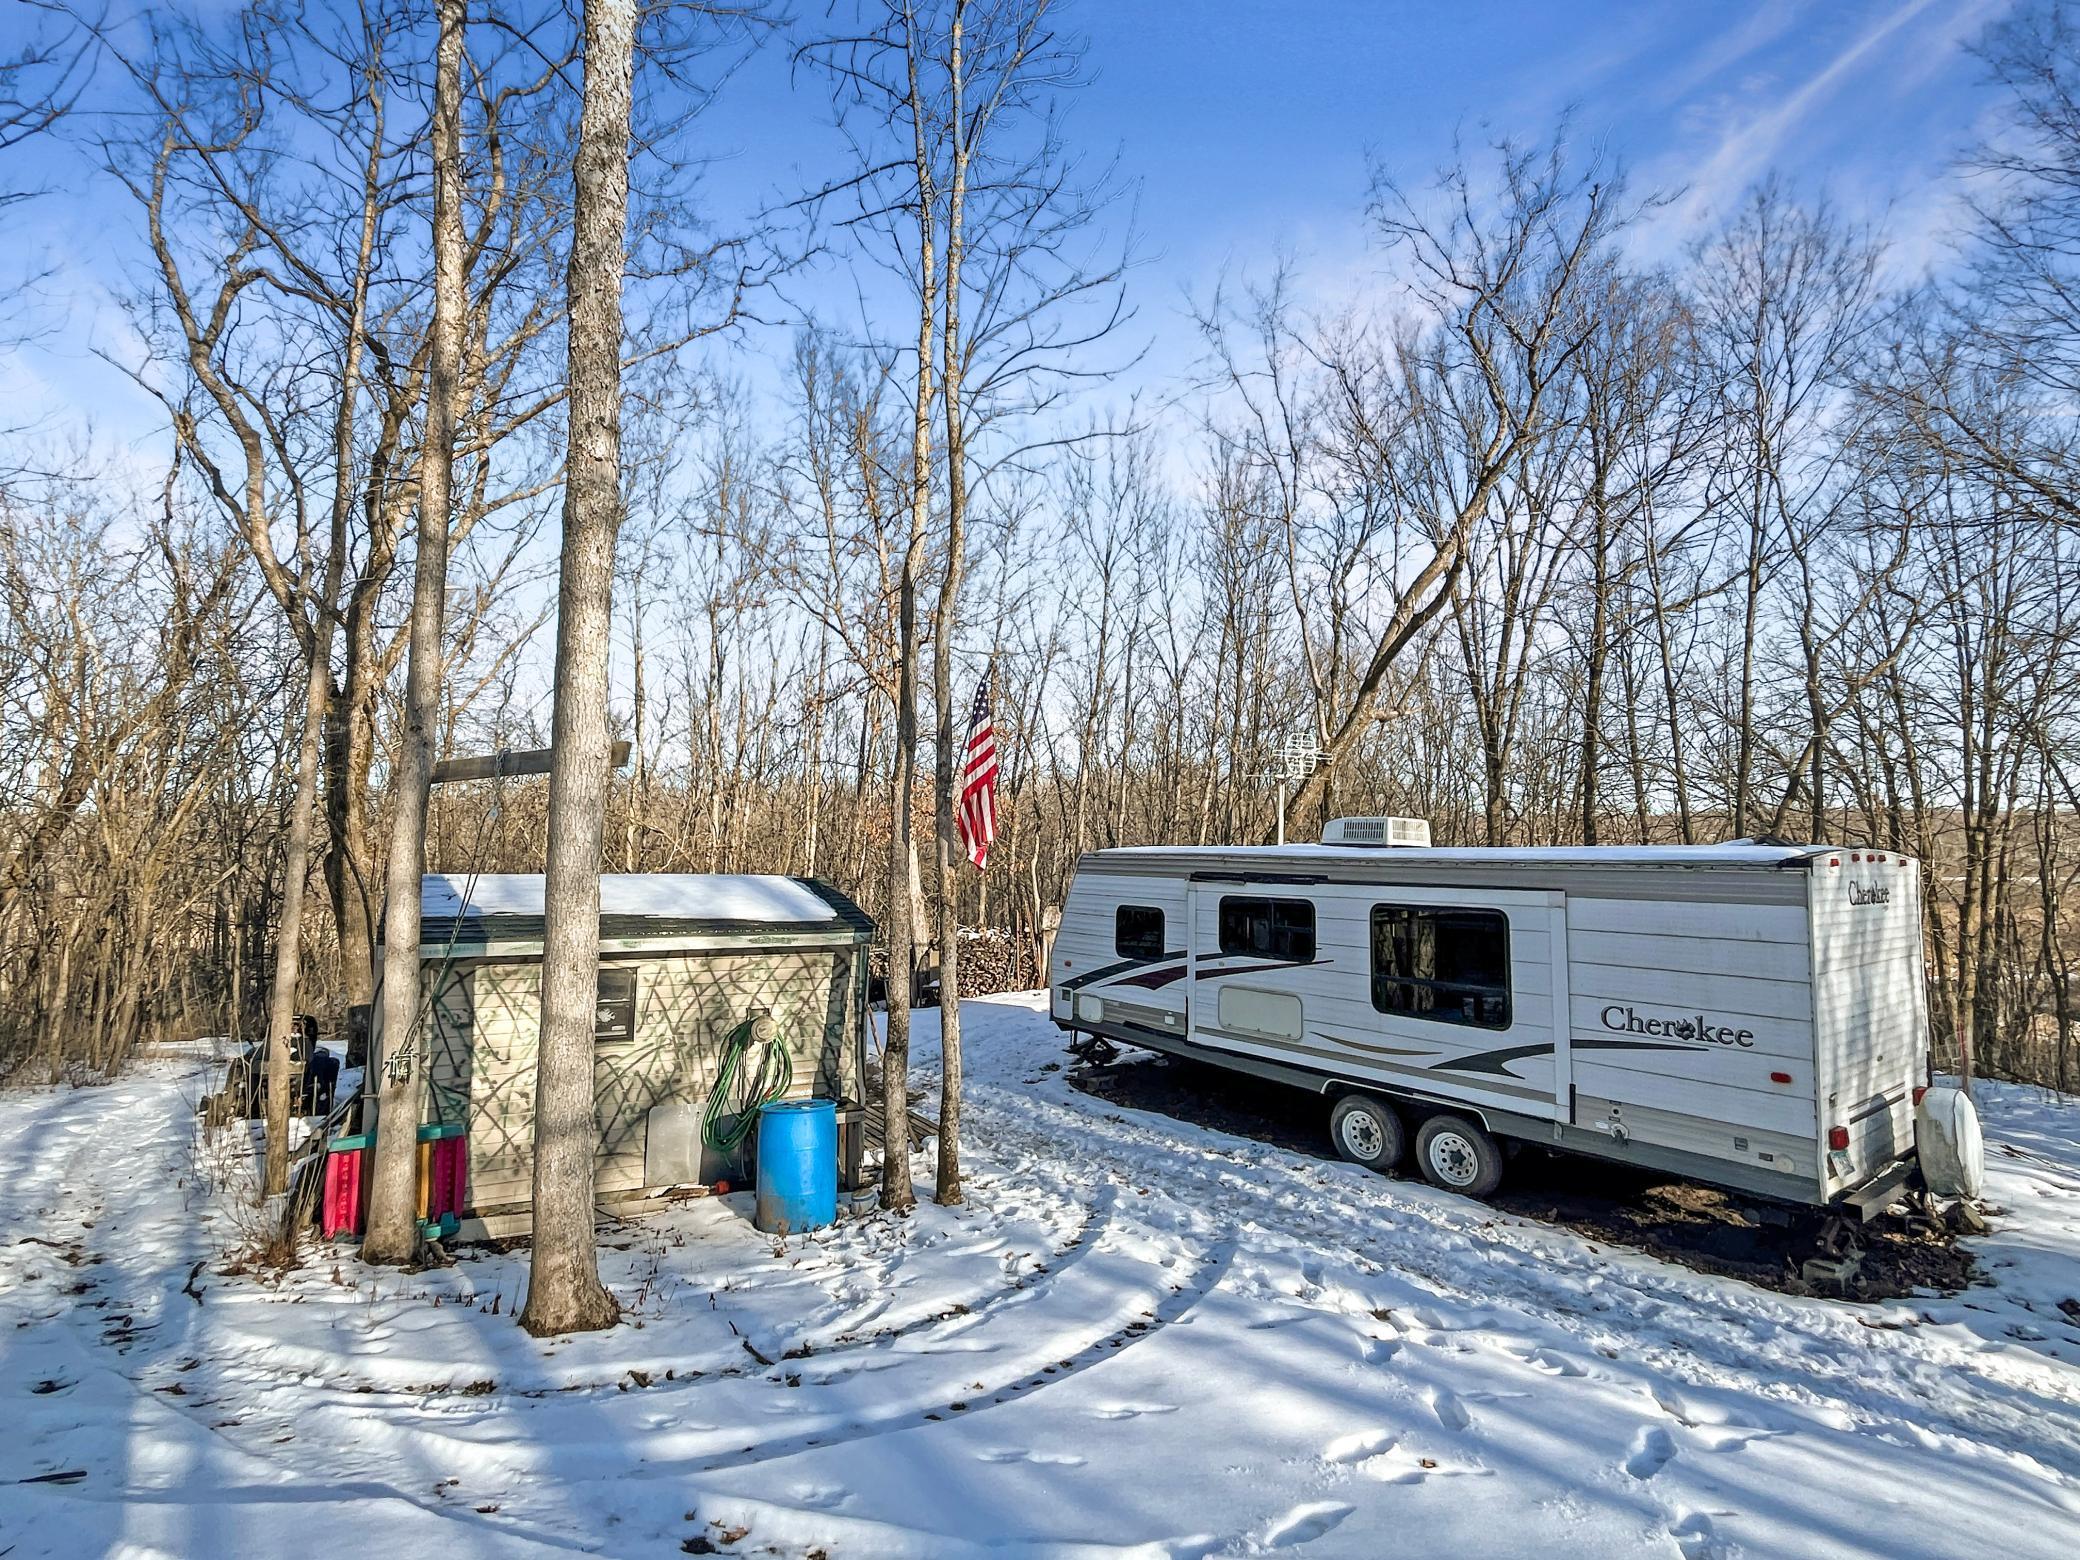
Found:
1916,1086 -> 1985,1201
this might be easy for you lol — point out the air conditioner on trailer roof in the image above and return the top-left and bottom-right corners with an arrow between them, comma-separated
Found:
1321,816 -> 1431,847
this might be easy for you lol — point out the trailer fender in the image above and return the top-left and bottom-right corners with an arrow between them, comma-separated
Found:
1320,1077 -> 1495,1137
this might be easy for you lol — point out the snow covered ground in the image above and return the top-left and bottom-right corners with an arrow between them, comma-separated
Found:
4,993 -> 2079,1558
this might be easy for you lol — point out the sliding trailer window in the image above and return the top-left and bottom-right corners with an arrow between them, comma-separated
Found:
1217,896 -> 1317,963
1370,905 -> 1510,1029
1115,904 -> 1167,960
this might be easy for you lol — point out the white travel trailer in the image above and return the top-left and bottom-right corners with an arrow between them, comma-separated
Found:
1050,824 -> 1949,1216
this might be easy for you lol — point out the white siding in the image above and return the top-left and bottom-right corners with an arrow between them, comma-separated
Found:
1567,897 -> 1808,945
1561,896 -> 1819,1161
1809,859 -> 1926,1193
1569,928 -> 1809,984
1051,872 -> 1191,1031
426,947 -> 862,1210
1191,884 -> 1564,1116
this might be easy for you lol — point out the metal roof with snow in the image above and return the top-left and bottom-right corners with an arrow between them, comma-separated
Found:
401,873 -> 873,955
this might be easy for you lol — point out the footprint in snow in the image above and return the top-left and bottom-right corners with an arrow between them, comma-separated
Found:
1322,1428 -> 1396,1464
1526,1347 -> 1587,1378
789,1483 -> 851,1510
975,1446 -> 1087,1467
1650,1387 -> 1701,1426
1427,1388 -> 1471,1433
1259,1501 -> 1354,1549
1651,1385 -> 1799,1436
1359,1336 -> 1400,1365
1691,1425 -> 1779,1454
1668,1510 -> 1727,1560
1353,1443 -> 1491,1485
1625,1425 -> 1677,1480
1086,1401 -> 1179,1421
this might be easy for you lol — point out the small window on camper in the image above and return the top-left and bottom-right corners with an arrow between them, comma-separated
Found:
1217,897 -> 1317,962
594,966 -> 637,1045
1371,906 -> 1509,1029
1115,904 -> 1166,960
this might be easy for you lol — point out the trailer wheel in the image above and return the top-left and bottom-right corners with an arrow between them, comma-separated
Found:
1330,1094 -> 1405,1172
1415,1114 -> 1505,1198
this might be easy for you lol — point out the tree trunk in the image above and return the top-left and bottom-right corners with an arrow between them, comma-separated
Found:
260,126 -> 379,1197
878,11 -> 940,1216
261,615 -> 335,1195
362,0 -> 466,1266
518,0 -> 636,1339
324,668 -> 379,1008
1579,486 -> 1611,846
932,0 -> 970,1208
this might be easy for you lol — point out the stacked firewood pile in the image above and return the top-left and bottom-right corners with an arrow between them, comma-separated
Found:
867,928 -> 1043,1002
954,927 -> 1041,995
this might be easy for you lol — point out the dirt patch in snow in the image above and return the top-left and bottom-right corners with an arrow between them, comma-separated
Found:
1069,1052 -> 1978,1302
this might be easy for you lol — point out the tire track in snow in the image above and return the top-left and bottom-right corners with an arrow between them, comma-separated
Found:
684,1233 -> 1237,1475
802,1184 -> 1121,1360
963,1062 -> 2080,1494
6,1069 -> 613,1557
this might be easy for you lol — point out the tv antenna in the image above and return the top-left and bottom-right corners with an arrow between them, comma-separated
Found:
1265,732 -> 1322,846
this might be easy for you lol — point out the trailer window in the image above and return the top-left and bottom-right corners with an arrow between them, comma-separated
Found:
1217,897 -> 1317,962
1370,906 -> 1510,1029
1115,904 -> 1166,960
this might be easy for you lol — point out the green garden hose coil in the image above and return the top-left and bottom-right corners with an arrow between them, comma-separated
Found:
702,1013 -> 793,1154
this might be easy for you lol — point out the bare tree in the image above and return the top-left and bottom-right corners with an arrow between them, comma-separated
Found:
1689,182 -> 1880,836
363,0 -> 468,1266
257,30 -> 389,1198
1280,134 -> 1632,831
0,11 -> 91,198
518,0 -> 637,1338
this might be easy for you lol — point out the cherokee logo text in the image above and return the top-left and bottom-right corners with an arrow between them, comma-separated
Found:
1600,1004 -> 1756,1048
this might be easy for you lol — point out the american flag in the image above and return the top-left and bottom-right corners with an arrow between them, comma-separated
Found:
956,674 -> 1000,870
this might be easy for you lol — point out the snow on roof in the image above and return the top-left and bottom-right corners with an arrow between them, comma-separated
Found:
1092,842 -> 1849,868
420,873 -> 841,924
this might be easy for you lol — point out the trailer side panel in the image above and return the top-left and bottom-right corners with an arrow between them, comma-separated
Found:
1810,854 -> 1925,1197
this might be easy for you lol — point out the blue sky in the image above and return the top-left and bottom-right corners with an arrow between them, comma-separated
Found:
0,0 -> 2020,471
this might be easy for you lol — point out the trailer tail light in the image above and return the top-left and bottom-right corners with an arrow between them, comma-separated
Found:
1770,1071 -> 1791,1084
1827,1125 -> 1850,1152
1913,1085 -> 1928,1106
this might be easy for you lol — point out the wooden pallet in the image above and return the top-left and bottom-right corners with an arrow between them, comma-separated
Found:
861,1097 -> 941,1152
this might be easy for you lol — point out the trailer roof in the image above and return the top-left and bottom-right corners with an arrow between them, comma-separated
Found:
402,873 -> 873,955
1091,843 -> 1842,869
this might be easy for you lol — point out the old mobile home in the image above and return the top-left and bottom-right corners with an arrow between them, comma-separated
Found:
1051,824 -> 1959,1214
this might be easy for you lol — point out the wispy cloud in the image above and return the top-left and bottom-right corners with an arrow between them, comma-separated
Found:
1654,0 -> 1992,234
1649,0 -> 1807,108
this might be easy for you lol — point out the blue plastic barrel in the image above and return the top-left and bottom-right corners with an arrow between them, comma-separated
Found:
755,1098 -> 837,1234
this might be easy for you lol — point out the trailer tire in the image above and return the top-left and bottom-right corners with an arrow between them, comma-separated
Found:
1330,1094 -> 1405,1172
1415,1114 -> 1505,1198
